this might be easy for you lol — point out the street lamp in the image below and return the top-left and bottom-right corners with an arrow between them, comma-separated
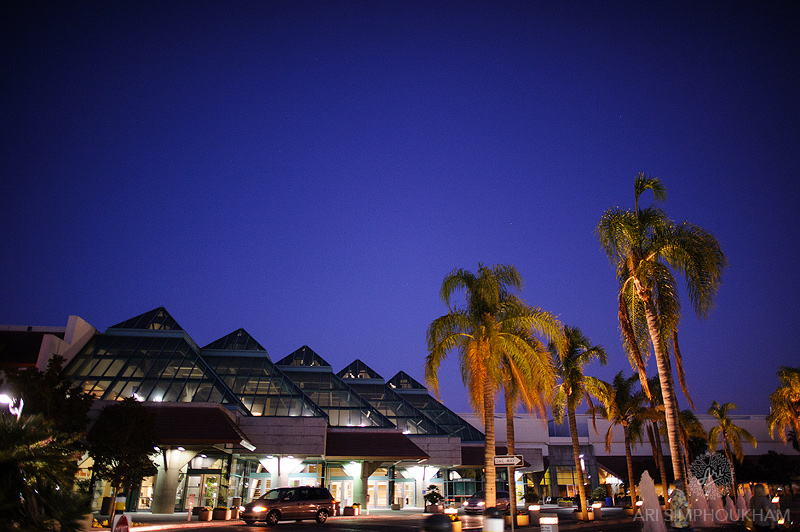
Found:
0,394 -> 23,420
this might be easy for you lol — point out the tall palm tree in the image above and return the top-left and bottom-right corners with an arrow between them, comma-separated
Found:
551,326 -> 608,520
767,366 -> 800,444
597,174 -> 727,481
641,375 -> 669,497
426,264 -> 562,509
599,371 -> 646,503
707,401 -> 756,494
502,345 -> 556,521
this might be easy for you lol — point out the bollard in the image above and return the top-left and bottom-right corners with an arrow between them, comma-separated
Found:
483,506 -> 505,532
528,504 -> 541,526
540,515 -> 559,532
423,513 -> 453,531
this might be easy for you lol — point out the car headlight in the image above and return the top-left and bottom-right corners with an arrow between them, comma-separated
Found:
253,506 -> 266,512
478,501 -> 485,507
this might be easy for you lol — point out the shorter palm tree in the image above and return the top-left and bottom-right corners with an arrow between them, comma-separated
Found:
767,366 -> 800,444
426,264 -> 562,509
551,326 -> 608,520
599,371 -> 646,503
708,401 -> 756,494
677,409 -> 707,478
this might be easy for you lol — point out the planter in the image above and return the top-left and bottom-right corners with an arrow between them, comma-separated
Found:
78,513 -> 94,532
505,514 -> 530,527
213,508 -> 232,520
343,506 -> 359,516
230,508 -> 240,519
572,509 -> 595,521
451,520 -> 462,532
425,504 -> 443,514
391,503 -> 402,510
197,509 -> 212,521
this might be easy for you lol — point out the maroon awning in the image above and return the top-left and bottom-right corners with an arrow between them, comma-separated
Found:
325,429 -> 429,461
144,403 -> 248,445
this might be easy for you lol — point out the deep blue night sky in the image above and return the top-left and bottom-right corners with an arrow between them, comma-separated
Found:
2,1 -> 798,416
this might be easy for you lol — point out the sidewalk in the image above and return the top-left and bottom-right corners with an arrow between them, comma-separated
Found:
89,505 -> 763,532
90,507 -> 430,531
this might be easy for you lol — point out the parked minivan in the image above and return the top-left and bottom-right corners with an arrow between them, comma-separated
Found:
242,486 -> 335,525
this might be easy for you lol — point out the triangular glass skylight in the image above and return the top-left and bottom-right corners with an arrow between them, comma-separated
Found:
387,371 -> 485,442
203,329 -> 267,352
338,359 -> 383,380
338,360 -> 447,435
387,370 -> 427,390
276,345 -> 331,367
109,307 -> 183,331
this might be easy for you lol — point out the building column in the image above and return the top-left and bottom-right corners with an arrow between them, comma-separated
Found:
407,465 -> 439,509
151,448 -> 197,514
259,456 -> 304,487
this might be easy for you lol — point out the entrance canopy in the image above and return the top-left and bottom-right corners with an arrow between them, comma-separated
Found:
325,428 -> 429,461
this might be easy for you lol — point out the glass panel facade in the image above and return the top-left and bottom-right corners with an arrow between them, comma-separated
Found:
276,347 -> 394,428
338,360 -> 447,435
62,330 -> 249,414
203,352 -> 326,418
388,371 -> 485,441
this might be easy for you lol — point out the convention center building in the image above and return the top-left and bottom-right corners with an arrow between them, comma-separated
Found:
0,308 -> 791,514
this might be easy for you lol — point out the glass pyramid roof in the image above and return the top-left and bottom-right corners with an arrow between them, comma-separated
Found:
338,360 -> 447,435
203,328 -> 267,352
387,371 -> 485,442
276,345 -> 330,367
203,333 -> 326,418
62,327 -> 249,414
109,307 -> 183,331
275,346 -> 394,428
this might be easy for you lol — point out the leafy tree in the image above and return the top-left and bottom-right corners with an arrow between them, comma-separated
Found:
551,326 -> 608,519
0,414 -> 90,532
87,398 -> 158,523
597,174 -> 727,481
598,371 -> 646,502
707,400 -> 756,494
426,264 -> 562,509
766,366 -> 800,445
5,354 -> 95,440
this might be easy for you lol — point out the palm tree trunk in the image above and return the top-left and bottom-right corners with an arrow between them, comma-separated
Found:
568,402 -> 588,519
723,439 -> 737,496
505,389 -> 517,521
649,421 -> 669,498
625,429 -> 637,503
484,373 -> 497,509
643,299 -> 685,481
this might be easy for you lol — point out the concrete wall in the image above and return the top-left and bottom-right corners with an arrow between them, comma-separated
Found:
409,435 -> 462,466
237,415 -> 328,456
461,411 -> 796,458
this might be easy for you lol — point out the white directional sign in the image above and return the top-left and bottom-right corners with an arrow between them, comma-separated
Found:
493,455 -> 524,467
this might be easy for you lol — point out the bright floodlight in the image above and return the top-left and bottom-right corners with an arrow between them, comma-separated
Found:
0,394 -> 12,404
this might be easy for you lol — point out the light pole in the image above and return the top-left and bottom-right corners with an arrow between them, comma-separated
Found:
0,393 -> 23,420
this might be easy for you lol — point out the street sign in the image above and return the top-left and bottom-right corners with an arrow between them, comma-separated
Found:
493,455 -> 524,467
